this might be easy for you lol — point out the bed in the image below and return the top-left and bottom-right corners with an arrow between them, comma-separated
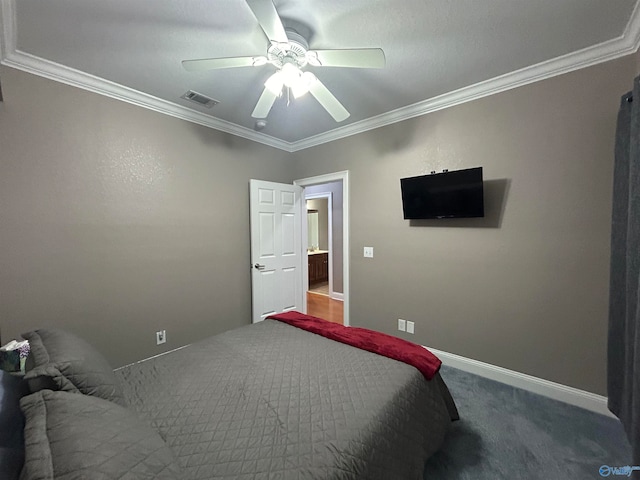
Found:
10,314 -> 458,480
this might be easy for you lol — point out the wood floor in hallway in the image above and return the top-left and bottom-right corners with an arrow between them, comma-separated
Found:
306,292 -> 343,325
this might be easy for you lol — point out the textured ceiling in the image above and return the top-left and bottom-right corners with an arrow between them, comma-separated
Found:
1,0 -> 640,151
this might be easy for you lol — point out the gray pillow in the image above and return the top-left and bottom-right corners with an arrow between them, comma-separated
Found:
20,390 -> 183,480
22,328 -> 125,406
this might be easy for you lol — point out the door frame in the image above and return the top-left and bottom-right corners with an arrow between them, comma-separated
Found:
294,171 -> 349,327
305,192 -> 333,298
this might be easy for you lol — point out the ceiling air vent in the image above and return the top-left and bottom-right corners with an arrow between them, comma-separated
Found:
181,90 -> 219,108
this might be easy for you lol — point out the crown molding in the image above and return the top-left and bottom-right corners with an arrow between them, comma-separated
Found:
2,0 -> 640,153
627,0 -> 640,51
0,1 -> 293,151
291,2 -> 640,151
1,49 -> 294,152
292,33 -> 640,152
0,0 -> 14,61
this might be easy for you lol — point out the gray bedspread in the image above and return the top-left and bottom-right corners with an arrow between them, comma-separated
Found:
116,320 -> 458,480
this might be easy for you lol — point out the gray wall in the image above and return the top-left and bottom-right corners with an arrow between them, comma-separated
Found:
0,66 -> 292,367
0,52 -> 635,395
292,55 -> 636,395
305,181 -> 344,294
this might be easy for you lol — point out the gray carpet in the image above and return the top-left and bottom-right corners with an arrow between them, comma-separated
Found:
424,366 -> 634,479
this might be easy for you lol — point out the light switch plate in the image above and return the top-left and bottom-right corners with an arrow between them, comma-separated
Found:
364,246 -> 374,258
406,321 -> 415,334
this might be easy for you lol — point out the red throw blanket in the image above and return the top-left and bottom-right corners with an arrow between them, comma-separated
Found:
267,311 -> 441,380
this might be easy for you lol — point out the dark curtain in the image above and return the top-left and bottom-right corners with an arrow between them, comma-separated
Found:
608,76 -> 640,465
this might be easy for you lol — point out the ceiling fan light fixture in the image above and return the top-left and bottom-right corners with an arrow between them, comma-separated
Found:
292,71 -> 316,98
290,82 -> 307,99
182,0 -> 383,123
281,61 -> 301,87
264,71 -> 284,95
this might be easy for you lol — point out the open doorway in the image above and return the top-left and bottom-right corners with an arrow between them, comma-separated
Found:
306,194 -> 331,296
305,192 -> 342,324
295,171 -> 349,327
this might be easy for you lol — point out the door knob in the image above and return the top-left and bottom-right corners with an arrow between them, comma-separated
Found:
254,263 -> 266,270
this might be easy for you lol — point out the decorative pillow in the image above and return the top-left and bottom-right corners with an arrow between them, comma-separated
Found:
20,390 -> 183,480
22,328 -> 125,406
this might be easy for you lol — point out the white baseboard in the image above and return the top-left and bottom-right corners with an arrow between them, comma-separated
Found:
427,346 -> 614,418
330,292 -> 344,301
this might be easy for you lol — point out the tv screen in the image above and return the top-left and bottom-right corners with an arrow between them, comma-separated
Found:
400,167 -> 484,219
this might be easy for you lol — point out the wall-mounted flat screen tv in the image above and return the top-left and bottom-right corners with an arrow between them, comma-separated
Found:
400,167 -> 484,219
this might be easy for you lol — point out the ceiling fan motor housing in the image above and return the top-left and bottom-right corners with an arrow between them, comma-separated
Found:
267,28 -> 310,69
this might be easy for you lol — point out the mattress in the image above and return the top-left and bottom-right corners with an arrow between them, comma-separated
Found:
116,320 -> 457,479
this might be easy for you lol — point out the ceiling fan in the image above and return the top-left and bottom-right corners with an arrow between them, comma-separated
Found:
181,0 -> 385,122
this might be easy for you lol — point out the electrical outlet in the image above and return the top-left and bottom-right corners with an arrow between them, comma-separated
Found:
398,319 -> 406,332
406,321 -> 415,334
363,246 -> 374,258
156,330 -> 166,345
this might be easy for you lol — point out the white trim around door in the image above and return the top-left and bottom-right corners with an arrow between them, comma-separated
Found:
305,192 -> 333,298
294,171 -> 349,327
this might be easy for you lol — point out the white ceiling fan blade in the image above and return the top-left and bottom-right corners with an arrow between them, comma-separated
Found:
308,76 -> 350,122
246,0 -> 288,44
252,87 -> 279,118
310,49 -> 386,68
182,56 -> 266,71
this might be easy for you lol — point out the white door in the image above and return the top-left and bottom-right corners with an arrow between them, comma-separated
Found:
250,179 -> 304,323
